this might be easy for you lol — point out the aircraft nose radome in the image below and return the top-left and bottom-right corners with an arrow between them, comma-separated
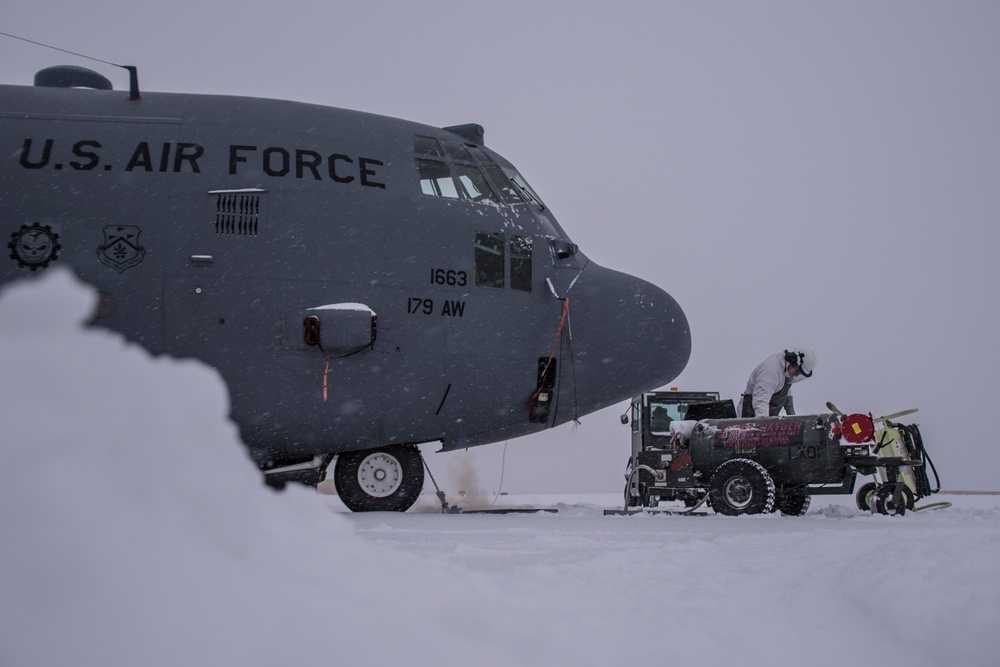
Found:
561,264 -> 691,416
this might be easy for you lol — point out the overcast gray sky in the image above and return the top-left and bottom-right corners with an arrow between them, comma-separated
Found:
3,1 -> 998,493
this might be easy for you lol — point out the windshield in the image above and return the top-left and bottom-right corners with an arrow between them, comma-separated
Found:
502,168 -> 545,210
411,134 -> 572,242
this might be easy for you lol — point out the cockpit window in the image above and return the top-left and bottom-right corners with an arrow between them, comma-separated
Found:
442,140 -> 474,161
511,236 -> 532,291
413,135 -> 543,212
414,136 -> 445,157
504,169 -> 546,210
470,233 -> 533,292
483,166 -> 523,204
475,232 -> 505,288
453,164 -> 497,203
417,159 -> 460,199
467,146 -> 492,163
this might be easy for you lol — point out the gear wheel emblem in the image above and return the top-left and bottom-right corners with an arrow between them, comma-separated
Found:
8,223 -> 62,270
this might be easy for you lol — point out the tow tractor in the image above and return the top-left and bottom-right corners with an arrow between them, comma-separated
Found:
613,391 -> 943,516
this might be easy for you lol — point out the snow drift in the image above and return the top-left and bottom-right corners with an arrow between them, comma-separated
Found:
0,270 -> 563,665
2,269 -> 998,666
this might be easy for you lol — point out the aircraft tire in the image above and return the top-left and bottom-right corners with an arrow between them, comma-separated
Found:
708,458 -> 775,516
856,482 -> 877,512
333,445 -> 424,512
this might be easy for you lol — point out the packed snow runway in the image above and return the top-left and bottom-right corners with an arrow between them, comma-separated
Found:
330,492 -> 1000,667
3,272 -> 999,667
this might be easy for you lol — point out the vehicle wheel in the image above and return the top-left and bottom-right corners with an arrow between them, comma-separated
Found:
333,445 -> 425,512
873,484 -> 914,516
708,459 -> 775,515
777,493 -> 811,516
856,482 -> 877,511
624,467 -> 644,507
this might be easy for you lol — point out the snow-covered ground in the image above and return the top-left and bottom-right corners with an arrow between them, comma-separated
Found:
2,270 -> 998,666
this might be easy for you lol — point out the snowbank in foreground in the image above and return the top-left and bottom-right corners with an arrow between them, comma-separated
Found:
0,270 -> 579,666
3,270 -> 998,667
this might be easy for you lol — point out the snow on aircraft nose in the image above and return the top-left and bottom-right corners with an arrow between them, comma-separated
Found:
555,263 -> 690,419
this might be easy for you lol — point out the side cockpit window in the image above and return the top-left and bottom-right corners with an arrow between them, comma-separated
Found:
475,232 -> 505,288
473,232 -> 533,292
511,236 -> 532,292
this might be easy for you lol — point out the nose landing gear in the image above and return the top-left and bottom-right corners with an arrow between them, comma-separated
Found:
333,444 -> 425,512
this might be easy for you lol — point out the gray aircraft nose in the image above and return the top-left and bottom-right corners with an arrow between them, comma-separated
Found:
553,263 -> 691,422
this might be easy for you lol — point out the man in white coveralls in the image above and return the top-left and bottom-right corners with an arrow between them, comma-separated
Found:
739,347 -> 818,418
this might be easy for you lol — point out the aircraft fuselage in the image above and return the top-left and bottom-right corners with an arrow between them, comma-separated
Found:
2,76 -> 691,480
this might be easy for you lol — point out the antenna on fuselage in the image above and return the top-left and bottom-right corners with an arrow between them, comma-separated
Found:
0,31 -> 141,100
120,65 -> 141,100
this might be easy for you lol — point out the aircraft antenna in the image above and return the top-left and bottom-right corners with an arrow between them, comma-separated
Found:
0,31 -> 140,100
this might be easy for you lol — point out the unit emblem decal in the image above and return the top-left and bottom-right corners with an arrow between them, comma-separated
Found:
97,225 -> 146,273
8,223 -> 62,270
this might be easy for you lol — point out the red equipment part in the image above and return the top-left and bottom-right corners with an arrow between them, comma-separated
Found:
842,413 -> 875,444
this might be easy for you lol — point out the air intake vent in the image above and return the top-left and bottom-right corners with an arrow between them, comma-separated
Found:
213,191 -> 263,236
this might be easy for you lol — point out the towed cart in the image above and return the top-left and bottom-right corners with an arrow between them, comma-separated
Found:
612,391 -> 943,516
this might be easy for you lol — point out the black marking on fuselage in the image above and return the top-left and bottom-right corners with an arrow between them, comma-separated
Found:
436,383 -> 452,416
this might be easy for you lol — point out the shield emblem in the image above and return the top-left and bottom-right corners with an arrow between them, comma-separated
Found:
97,225 -> 146,273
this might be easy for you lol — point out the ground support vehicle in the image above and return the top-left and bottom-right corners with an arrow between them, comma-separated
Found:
617,392 -> 941,516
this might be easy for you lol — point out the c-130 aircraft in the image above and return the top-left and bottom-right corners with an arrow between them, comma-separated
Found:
1,64 -> 691,512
